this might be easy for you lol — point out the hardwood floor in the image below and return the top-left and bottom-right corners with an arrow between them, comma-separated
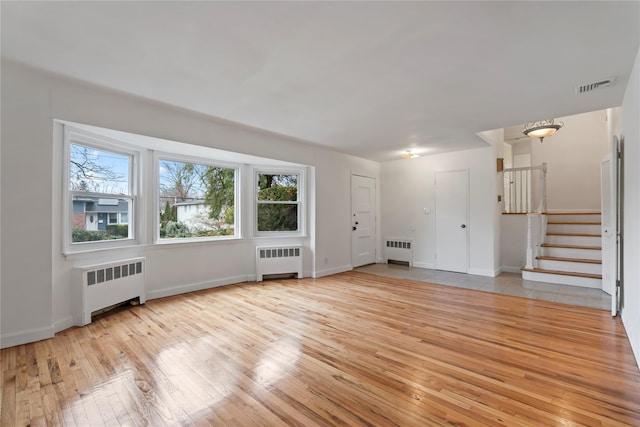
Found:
2,271 -> 639,426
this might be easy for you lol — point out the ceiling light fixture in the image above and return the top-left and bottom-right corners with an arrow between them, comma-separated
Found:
401,150 -> 419,159
522,119 -> 564,143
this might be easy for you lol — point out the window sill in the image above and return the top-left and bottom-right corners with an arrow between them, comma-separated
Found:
152,235 -> 243,248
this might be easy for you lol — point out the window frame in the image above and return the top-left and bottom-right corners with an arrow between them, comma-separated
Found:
63,126 -> 140,254
155,152 -> 241,244
253,168 -> 305,237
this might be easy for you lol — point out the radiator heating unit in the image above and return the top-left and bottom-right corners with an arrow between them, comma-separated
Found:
256,245 -> 303,282
384,239 -> 413,266
74,257 -> 146,325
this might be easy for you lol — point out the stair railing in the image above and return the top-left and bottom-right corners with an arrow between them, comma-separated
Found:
502,163 -> 547,214
501,163 -> 548,270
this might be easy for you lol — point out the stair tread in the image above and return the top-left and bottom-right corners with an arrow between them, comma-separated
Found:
547,221 -> 601,225
543,211 -> 601,215
541,243 -> 602,250
536,256 -> 602,264
521,268 -> 602,279
546,232 -> 601,237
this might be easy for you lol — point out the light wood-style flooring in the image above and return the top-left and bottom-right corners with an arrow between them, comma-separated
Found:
2,271 -> 639,426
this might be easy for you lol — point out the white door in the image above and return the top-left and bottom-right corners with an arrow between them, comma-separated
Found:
351,175 -> 376,267
86,213 -> 98,231
601,136 -> 620,315
435,169 -> 469,273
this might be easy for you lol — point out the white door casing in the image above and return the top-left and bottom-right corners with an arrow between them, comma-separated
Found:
435,169 -> 469,273
351,174 -> 376,267
601,135 -> 620,315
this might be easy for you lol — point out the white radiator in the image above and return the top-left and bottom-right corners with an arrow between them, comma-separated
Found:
384,239 -> 413,266
256,245 -> 303,282
74,257 -> 146,325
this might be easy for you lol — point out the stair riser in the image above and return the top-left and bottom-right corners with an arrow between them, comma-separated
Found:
545,235 -> 601,246
522,270 -> 602,288
546,214 -> 601,223
546,224 -> 601,234
537,260 -> 602,275
541,247 -> 602,260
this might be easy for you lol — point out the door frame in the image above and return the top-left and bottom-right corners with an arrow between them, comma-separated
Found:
435,169 -> 470,273
601,135 -> 622,315
351,173 -> 377,268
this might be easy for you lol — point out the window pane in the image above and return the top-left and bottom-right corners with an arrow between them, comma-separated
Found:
257,174 -> 298,201
257,204 -> 298,231
159,160 -> 235,238
71,195 -> 129,242
70,143 -> 130,194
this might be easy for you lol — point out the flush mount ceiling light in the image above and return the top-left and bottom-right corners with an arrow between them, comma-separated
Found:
522,119 -> 564,143
401,150 -> 419,159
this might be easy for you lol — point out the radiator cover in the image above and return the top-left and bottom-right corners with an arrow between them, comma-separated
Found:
384,239 -> 413,266
74,257 -> 146,325
256,245 -> 303,282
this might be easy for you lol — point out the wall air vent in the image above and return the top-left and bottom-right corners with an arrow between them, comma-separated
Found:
576,77 -> 616,94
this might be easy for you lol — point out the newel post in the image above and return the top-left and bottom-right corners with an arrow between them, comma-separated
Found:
525,214 -> 535,269
539,162 -> 547,214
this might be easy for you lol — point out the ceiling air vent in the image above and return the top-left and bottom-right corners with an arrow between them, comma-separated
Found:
576,77 -> 616,94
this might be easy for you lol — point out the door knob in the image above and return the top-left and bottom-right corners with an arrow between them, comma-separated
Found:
352,226 -> 357,231
461,224 -> 466,228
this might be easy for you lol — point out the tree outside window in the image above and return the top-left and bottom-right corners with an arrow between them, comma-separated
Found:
159,159 -> 236,239
256,173 -> 300,232
69,142 -> 132,243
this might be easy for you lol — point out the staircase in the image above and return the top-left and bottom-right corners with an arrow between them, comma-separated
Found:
522,212 -> 602,288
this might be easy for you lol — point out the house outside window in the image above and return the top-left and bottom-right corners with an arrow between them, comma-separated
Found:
64,128 -> 137,251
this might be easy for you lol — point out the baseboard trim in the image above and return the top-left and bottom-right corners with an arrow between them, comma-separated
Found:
468,268 -> 497,277
313,265 -> 353,278
412,262 -> 435,269
1,324 -> 54,349
146,275 -> 250,300
620,311 -> 640,371
501,266 -> 523,274
54,316 -> 75,334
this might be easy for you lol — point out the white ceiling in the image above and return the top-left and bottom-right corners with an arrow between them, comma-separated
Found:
2,1 -> 639,162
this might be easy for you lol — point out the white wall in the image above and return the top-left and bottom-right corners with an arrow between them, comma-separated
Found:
1,61 -> 379,347
1,62 -> 54,347
621,47 -> 640,367
503,142 -> 513,169
381,144 -> 500,276
313,149 -> 381,277
531,110 -> 609,211
607,107 -> 622,141
499,215 -> 527,272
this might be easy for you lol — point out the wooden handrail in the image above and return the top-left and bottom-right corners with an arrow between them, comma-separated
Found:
503,164 -> 546,173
